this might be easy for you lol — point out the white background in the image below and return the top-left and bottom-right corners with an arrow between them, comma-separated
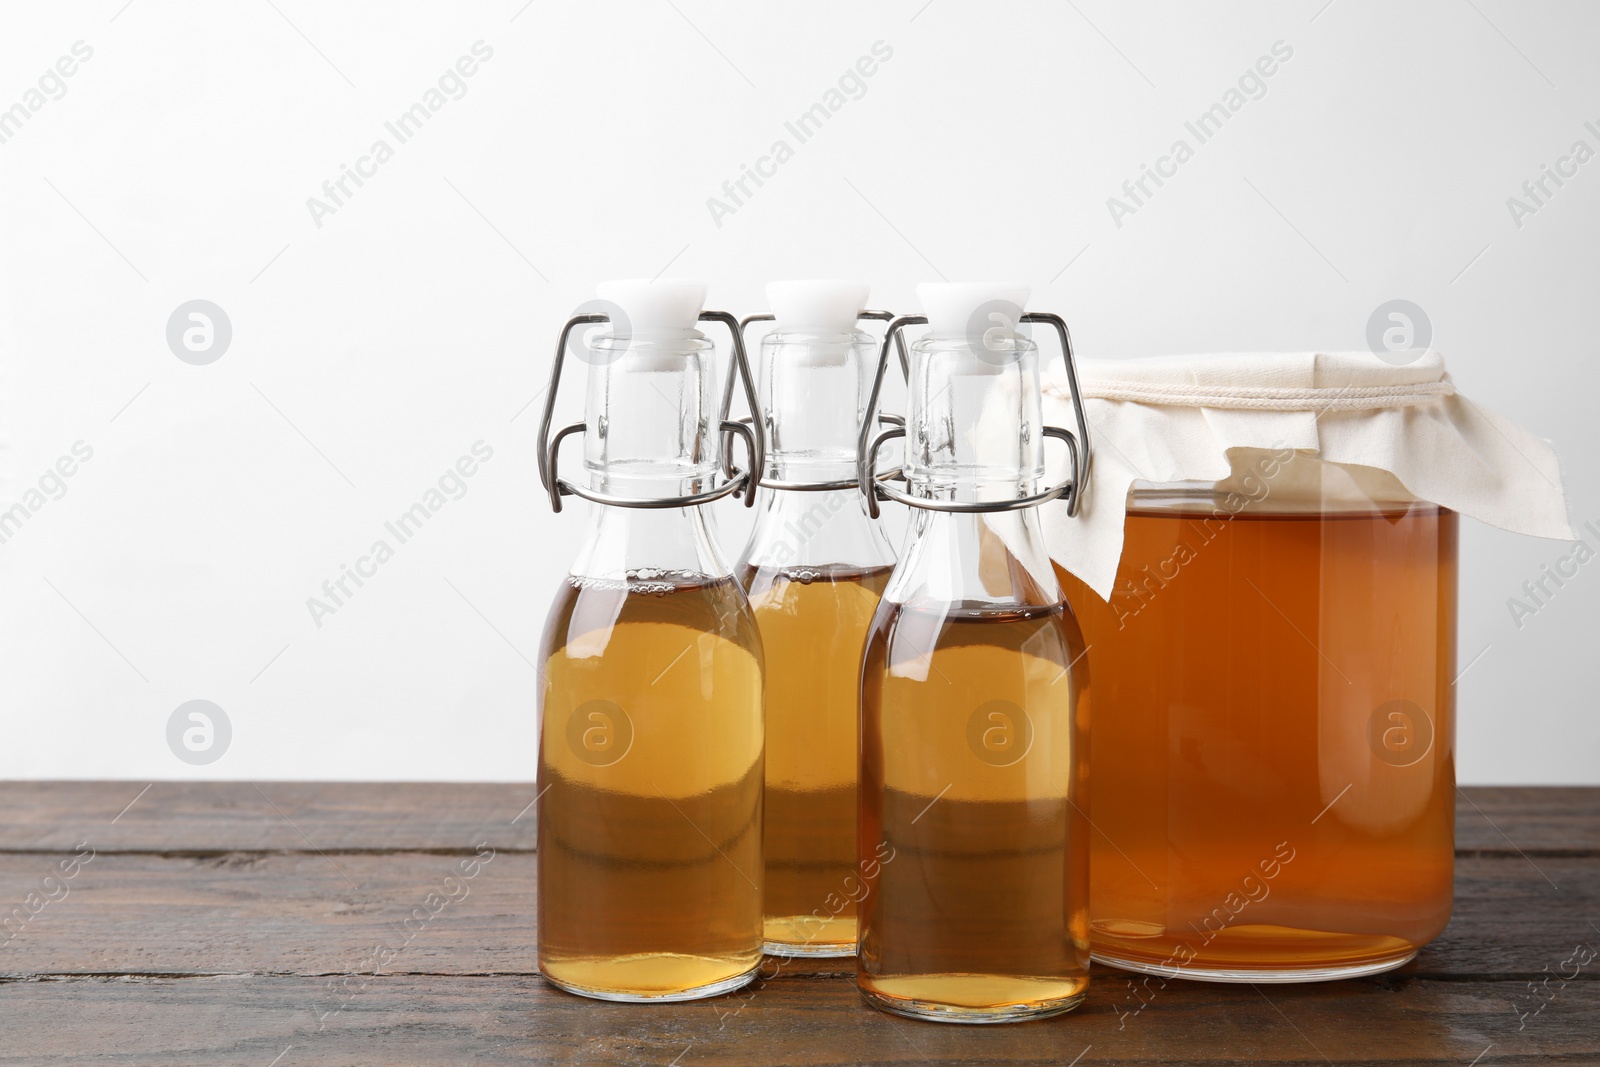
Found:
0,0 -> 1594,783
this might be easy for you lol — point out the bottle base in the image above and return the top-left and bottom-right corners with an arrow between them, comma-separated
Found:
858,974 -> 1089,1024
1091,949 -> 1417,983
540,956 -> 761,1003
763,939 -> 856,959
762,912 -> 858,957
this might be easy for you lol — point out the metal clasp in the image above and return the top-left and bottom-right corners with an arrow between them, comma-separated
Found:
855,311 -> 1092,519
717,310 -> 909,493
537,310 -> 765,513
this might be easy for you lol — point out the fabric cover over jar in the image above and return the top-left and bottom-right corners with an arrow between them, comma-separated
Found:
1017,350 -> 1571,598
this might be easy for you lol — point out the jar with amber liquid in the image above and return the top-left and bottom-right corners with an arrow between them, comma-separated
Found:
1058,452 -> 1456,981
534,281 -> 766,1001
854,284 -> 1095,1023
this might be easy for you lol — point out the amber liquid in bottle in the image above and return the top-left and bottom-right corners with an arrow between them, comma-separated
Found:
741,562 -> 892,954
537,572 -> 764,1000
858,598 -> 1091,1021
1058,503 -> 1457,980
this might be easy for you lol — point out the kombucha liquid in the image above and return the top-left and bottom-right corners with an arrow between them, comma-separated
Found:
858,602 -> 1090,1021
537,573 -> 764,1000
741,563 -> 893,955
1057,503 -> 1457,979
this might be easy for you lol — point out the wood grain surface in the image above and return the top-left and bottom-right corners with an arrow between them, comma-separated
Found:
0,783 -> 1594,1065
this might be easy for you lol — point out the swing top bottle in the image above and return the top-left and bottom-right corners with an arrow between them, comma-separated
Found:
735,281 -> 896,957
855,283 -> 1093,1024
534,280 -> 766,1002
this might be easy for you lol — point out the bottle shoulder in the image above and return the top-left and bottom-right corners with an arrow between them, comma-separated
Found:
865,596 -> 1088,674
739,560 -> 894,603
739,487 -> 896,571
539,571 -> 761,664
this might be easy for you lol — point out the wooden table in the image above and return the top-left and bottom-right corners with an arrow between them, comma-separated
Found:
1,783 -> 1594,1065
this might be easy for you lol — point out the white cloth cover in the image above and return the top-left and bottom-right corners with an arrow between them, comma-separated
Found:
1023,351 -> 1574,600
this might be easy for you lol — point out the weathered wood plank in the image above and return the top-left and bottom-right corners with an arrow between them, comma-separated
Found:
1,783 -> 1593,855
1454,786 -> 1600,854
0,781 -> 541,853
0,973 -> 1591,1066
0,851 -> 1592,981
0,785 -> 1593,1064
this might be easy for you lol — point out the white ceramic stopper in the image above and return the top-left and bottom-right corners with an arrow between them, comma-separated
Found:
766,280 -> 869,333
917,282 -> 1031,339
595,279 -> 708,334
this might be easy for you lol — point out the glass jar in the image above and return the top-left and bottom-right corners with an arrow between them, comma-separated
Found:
1055,447 -> 1456,982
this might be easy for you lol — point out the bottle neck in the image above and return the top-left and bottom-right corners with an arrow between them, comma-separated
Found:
759,329 -> 874,485
904,334 -> 1045,504
569,502 -> 735,586
585,334 -> 719,503
884,507 -> 1060,611
740,327 -> 894,573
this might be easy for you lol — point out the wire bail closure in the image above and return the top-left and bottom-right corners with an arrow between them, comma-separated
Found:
717,310 -> 910,493
537,310 -> 765,513
855,312 -> 1093,520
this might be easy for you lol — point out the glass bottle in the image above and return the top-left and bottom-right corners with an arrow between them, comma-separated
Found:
856,284 -> 1092,1023
1058,455 -> 1456,981
735,281 -> 897,957
534,280 -> 765,1002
